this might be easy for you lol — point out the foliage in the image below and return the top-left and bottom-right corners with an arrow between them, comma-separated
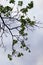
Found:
8,54 -> 12,60
0,0 -> 36,60
9,0 -> 15,3
18,1 -> 23,6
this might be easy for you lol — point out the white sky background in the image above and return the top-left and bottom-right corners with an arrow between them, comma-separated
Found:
0,0 -> 43,65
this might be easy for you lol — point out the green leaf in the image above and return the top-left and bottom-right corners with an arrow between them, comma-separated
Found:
31,21 -> 35,25
26,17 -> 31,23
5,12 -> 10,17
26,17 -> 35,26
18,1 -> 23,6
20,18 -> 26,25
17,53 -> 21,57
4,6 -> 12,12
26,47 -> 29,51
0,5 -> 4,13
17,52 -> 23,57
13,40 -> 18,45
9,0 -> 15,3
29,49 -> 31,52
8,54 -> 12,60
19,26 -> 25,36
27,1 -> 33,9
29,21 -> 35,26
22,33 -> 28,36
21,40 -> 26,47
20,46 -> 23,48
20,8 -> 28,14
21,15 -> 24,19
19,30 -> 24,35
21,53 -> 23,56
19,22 -> 25,36
0,6 -> 12,13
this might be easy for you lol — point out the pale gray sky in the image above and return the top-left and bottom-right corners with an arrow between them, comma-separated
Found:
0,0 -> 43,65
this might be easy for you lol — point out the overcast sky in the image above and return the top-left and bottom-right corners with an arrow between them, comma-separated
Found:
0,0 -> 43,65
